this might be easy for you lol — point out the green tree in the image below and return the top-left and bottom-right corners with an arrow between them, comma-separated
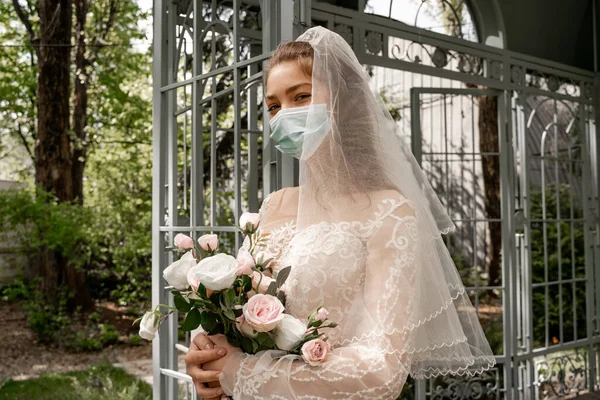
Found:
1,0 -> 150,309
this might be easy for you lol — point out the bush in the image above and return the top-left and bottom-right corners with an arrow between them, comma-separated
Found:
100,324 -> 121,345
0,182 -> 152,305
25,288 -> 71,345
0,188 -> 92,276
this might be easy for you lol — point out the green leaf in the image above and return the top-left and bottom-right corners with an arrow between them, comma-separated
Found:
256,332 -> 276,348
182,308 -> 202,331
227,335 -> 241,348
209,290 -> 221,304
208,323 -> 225,335
241,275 -> 252,292
265,282 -> 277,296
223,288 -> 236,307
277,290 -> 286,305
174,295 -> 193,313
255,332 -> 270,345
240,336 -> 255,353
310,320 -> 323,328
223,308 -> 236,320
197,284 -> 207,299
276,266 -> 292,288
200,311 -> 220,333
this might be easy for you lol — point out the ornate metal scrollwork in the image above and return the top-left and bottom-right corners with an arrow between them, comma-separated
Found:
488,60 -> 503,80
391,39 -> 483,77
334,24 -> 353,46
431,47 -> 448,68
365,31 -> 383,55
536,352 -> 588,398
430,370 -> 499,400
510,65 -> 525,86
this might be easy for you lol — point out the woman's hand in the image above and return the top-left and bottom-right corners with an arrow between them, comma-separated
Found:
185,333 -> 227,399
202,334 -> 243,372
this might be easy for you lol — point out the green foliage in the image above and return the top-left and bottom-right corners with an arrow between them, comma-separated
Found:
1,279 -> 123,351
0,0 -> 154,307
70,332 -> 104,352
0,279 -> 32,301
127,334 -> 144,346
0,363 -> 151,400
24,285 -> 72,345
100,324 -> 121,345
0,188 -> 92,271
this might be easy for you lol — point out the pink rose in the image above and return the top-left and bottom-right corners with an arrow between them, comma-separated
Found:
236,249 -> 255,276
198,234 -> 219,251
174,234 -> 194,251
251,271 -> 275,293
235,315 -> 258,338
301,338 -> 331,366
242,294 -> 285,332
240,212 -> 260,233
315,307 -> 329,322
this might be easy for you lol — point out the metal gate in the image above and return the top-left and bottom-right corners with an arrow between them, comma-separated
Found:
152,1 -> 600,399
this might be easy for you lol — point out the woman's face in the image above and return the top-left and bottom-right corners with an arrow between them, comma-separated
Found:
265,61 -> 312,118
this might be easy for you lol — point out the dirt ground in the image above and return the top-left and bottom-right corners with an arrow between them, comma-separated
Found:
0,300 -> 153,381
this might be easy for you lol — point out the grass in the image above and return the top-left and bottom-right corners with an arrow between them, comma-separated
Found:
0,364 -> 151,400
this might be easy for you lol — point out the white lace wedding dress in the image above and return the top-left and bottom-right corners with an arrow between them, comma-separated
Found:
219,187 -> 494,399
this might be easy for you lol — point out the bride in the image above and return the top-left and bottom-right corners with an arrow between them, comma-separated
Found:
184,26 -> 496,399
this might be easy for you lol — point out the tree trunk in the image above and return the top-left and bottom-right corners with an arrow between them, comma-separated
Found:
35,0 -> 91,310
478,95 -> 502,293
72,0 -> 89,206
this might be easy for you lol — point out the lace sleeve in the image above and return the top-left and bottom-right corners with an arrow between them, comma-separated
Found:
218,200 -> 419,399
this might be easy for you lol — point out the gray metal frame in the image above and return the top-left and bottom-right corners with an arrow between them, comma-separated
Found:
152,1 -> 600,399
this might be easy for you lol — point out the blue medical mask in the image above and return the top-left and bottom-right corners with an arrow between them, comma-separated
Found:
269,104 -> 330,159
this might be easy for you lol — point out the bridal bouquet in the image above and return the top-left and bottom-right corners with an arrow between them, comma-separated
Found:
137,212 -> 337,364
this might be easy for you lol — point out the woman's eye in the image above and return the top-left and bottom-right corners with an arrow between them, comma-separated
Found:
267,104 -> 280,112
296,94 -> 311,102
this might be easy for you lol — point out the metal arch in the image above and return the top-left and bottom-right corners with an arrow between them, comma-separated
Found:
525,98 -> 578,131
152,1 -> 600,399
465,0 -> 506,49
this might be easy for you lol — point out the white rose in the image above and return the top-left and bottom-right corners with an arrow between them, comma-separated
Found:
139,311 -> 160,340
240,212 -> 261,233
192,253 -> 238,291
163,251 -> 196,290
274,314 -> 306,351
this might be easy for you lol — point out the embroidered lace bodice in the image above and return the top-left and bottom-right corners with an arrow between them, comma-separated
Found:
220,189 -> 422,399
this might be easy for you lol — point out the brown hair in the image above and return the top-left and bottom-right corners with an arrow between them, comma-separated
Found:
265,41 -> 314,81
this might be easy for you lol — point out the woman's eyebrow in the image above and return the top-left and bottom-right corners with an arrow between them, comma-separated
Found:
285,82 -> 311,95
265,82 -> 311,101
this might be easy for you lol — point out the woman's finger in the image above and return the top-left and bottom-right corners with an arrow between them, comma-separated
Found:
194,382 -> 224,399
192,332 -> 215,350
187,365 -> 222,383
184,347 -> 227,366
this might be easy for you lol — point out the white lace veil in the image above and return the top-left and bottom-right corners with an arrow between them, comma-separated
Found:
290,26 -> 496,379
